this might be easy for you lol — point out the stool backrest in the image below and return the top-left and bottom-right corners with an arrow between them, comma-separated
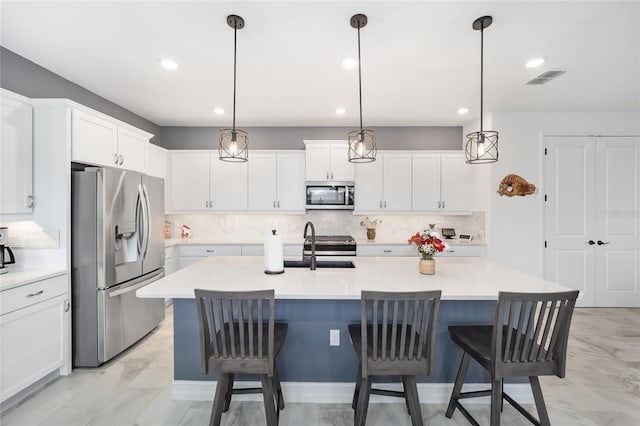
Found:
360,290 -> 441,376
492,290 -> 579,378
195,289 -> 275,376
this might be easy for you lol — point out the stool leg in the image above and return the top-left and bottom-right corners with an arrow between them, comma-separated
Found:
273,363 -> 285,410
354,377 -> 371,426
210,373 -> 230,426
223,373 -> 234,412
403,375 -> 423,426
490,379 -> 502,426
352,364 -> 362,410
530,376 -> 551,426
446,352 -> 471,418
261,375 -> 278,426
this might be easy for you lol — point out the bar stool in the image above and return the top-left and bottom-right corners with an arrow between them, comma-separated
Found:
194,289 -> 287,426
446,290 -> 579,426
349,290 -> 442,426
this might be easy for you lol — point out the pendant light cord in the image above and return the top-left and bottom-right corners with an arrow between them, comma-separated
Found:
479,25 -> 484,134
357,26 -> 363,133
232,24 -> 237,133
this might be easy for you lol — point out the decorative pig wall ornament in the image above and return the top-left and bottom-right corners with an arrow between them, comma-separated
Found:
497,174 -> 537,196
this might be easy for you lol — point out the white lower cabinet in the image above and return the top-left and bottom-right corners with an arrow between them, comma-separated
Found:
0,274 -> 69,403
164,246 -> 177,275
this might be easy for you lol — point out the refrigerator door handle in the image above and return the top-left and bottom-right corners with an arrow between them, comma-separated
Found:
107,269 -> 164,297
136,185 -> 144,256
140,183 -> 151,261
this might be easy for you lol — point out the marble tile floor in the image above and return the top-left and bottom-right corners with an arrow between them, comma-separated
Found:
1,307 -> 638,426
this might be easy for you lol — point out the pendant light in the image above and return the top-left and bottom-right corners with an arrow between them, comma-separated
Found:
465,15 -> 499,164
348,13 -> 376,163
219,14 -> 248,162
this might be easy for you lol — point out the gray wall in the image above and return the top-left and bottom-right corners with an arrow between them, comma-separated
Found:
0,46 -> 161,144
161,126 -> 463,150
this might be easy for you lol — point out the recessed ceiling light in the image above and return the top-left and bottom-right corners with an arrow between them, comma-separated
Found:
161,59 -> 178,70
213,107 -> 225,115
525,57 -> 545,68
457,108 -> 469,115
342,58 -> 357,69
336,107 -> 346,115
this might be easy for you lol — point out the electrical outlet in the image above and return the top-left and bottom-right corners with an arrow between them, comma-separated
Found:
330,329 -> 340,346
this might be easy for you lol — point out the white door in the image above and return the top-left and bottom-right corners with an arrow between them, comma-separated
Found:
211,155 -> 248,211
330,143 -> 355,181
412,153 -> 441,211
116,127 -> 148,173
545,136 -> 640,307
305,144 -> 330,181
440,152 -> 472,212
248,153 -> 277,211
277,152 -> 305,211
0,90 -> 33,214
354,159 -> 383,211
72,109 -> 118,167
594,137 -> 640,307
382,153 -> 412,211
545,136 -> 596,306
167,152 -> 210,211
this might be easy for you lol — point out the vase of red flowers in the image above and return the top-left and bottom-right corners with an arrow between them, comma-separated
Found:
408,230 -> 447,275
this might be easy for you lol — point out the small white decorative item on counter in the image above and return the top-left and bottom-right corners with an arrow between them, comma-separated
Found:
360,217 -> 382,240
181,225 -> 192,239
264,229 -> 284,275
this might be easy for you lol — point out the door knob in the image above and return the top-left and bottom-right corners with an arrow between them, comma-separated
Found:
588,240 -> 595,245
597,240 -> 610,245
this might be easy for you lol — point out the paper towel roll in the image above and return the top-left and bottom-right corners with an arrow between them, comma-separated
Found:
264,230 -> 284,274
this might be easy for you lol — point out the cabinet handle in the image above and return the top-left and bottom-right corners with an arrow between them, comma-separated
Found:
119,154 -> 124,165
326,171 -> 329,179
379,201 -> 382,208
588,240 -> 596,245
384,201 -> 387,208
114,153 -> 119,164
331,172 -> 334,180
27,290 -> 44,297
27,195 -> 34,208
277,201 -> 280,208
438,201 -> 442,208
383,249 -> 392,253
597,240 -> 610,246
64,299 -> 71,312
206,249 -> 215,253
206,200 -> 208,208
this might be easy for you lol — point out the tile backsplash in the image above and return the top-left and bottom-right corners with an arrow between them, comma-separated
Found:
165,211 -> 485,244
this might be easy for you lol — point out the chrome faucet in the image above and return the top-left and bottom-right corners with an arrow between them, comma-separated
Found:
303,221 -> 317,270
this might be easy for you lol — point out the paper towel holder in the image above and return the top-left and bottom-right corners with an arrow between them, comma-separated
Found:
264,229 -> 285,275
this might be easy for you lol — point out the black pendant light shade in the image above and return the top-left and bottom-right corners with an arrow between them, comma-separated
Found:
348,14 -> 376,163
219,14 -> 248,162
465,15 -> 498,164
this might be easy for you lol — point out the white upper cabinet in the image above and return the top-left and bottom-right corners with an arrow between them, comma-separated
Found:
248,152 -> 305,212
167,151 -> 210,211
71,107 -> 151,173
211,157 -> 248,211
355,152 -> 412,212
167,151 -> 248,212
147,144 -> 168,180
412,151 -> 471,213
304,141 -> 354,182
1,89 -> 33,215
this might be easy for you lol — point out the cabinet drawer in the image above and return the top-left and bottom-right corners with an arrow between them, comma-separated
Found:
165,246 -> 176,260
179,245 -> 242,257
357,245 -> 415,257
241,245 -> 264,256
283,244 -> 303,257
438,245 -> 486,257
1,274 -> 68,316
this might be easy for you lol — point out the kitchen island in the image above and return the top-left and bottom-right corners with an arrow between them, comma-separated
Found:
137,256 -> 569,402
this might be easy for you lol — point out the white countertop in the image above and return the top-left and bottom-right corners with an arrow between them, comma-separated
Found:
164,238 -> 485,248
0,268 -> 68,292
137,256 -> 567,301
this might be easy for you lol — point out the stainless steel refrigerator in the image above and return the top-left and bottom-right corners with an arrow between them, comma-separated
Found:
72,167 -> 165,367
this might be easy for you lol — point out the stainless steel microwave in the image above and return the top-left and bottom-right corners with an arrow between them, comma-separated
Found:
306,182 -> 355,210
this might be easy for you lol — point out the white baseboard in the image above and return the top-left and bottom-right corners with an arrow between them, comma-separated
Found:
172,380 -> 533,405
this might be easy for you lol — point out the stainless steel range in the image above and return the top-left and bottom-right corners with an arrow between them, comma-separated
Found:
304,235 -> 357,256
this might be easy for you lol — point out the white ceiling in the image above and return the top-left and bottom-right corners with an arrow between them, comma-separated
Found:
1,1 -> 638,127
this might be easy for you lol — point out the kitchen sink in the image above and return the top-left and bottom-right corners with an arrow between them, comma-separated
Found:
283,260 -> 356,269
